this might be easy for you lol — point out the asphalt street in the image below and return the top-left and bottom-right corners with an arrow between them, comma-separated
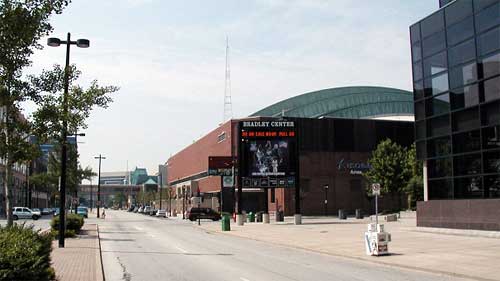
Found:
98,210 -> 472,281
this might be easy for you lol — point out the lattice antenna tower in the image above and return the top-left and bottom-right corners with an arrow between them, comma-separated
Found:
223,36 -> 233,122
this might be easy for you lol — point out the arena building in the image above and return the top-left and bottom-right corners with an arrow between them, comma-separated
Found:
166,86 -> 415,217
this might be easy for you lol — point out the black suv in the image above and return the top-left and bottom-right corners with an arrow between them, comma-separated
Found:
187,208 -> 221,221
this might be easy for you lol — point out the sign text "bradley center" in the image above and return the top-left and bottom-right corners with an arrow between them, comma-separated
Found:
242,121 -> 294,128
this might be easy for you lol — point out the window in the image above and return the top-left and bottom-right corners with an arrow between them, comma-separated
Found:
427,136 -> 451,157
428,157 -> 452,178
454,153 -> 482,175
416,120 -> 426,140
413,61 -> 423,81
415,100 -> 425,120
484,175 -> 500,198
414,81 -> 425,100
454,176 -> 483,198
446,0 -> 473,25
428,115 -> 450,137
427,93 -> 450,116
474,2 -> 500,33
482,125 -> 500,150
421,10 -> 445,38
423,51 -> 447,77
477,26 -> 500,56
447,16 -> 474,46
474,0 -> 498,12
416,140 -> 426,159
449,61 -> 477,89
410,23 -> 421,44
423,31 -> 446,58
483,76 -> 500,102
412,42 -> 422,62
428,178 -> 453,199
481,52 -> 500,79
484,150 -> 500,173
452,107 -> 479,132
481,100 -> 500,126
424,72 -> 449,95
450,84 -> 479,109
453,129 -> 481,153
448,38 -> 476,67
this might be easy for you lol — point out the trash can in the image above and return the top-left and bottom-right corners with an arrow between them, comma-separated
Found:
256,212 -> 263,222
221,215 -> 231,231
355,209 -> 363,219
276,211 -> 284,222
338,209 -> 347,220
248,212 -> 255,222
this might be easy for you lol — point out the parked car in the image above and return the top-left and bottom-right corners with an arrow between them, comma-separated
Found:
41,208 -> 53,215
133,206 -> 139,213
31,208 -> 42,216
53,208 -> 61,217
187,208 -> 221,221
137,206 -> 144,213
149,209 -> 157,216
77,206 -> 88,218
143,206 -> 151,214
12,207 -> 40,220
156,209 -> 166,218
128,205 -> 135,212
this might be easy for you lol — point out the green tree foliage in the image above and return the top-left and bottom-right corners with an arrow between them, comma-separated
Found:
364,140 -> 424,210
31,64 -> 118,141
1,0 -> 71,226
364,139 -> 411,195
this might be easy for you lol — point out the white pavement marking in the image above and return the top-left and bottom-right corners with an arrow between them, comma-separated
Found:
240,277 -> 250,281
135,226 -> 143,231
175,246 -> 188,253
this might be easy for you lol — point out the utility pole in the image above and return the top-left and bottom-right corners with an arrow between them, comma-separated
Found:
95,154 -> 106,218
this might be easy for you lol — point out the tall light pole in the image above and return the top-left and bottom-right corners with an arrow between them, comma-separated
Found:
47,33 -> 89,248
95,154 -> 106,218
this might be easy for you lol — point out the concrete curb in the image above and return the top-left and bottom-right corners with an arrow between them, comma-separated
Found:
403,226 -> 500,239
202,226 -> 494,281
96,224 -> 105,281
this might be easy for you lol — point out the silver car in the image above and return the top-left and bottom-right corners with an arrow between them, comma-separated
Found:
13,207 -> 40,220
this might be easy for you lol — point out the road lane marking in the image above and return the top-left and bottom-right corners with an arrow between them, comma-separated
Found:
134,226 -> 143,231
175,246 -> 188,253
240,278 -> 250,281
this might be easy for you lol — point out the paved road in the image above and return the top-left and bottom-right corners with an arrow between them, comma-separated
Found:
99,210 -> 472,281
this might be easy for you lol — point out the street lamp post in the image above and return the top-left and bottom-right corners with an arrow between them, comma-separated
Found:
47,33 -> 89,248
95,154 -> 106,218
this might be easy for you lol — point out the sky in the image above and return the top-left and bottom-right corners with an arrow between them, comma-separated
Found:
26,0 -> 438,181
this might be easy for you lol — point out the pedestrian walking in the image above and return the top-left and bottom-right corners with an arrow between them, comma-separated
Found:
102,209 -> 106,219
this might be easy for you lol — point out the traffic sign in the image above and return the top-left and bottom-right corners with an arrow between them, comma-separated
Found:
372,183 -> 381,196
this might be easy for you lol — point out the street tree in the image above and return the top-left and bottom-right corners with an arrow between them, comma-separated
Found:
0,0 -> 71,226
363,139 -> 411,206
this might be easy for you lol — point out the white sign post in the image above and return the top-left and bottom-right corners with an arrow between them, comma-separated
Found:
372,183 -> 381,225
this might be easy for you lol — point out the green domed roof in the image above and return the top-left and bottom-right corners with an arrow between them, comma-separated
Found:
251,86 -> 414,119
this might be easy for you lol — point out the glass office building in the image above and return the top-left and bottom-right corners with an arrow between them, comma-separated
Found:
410,0 -> 500,230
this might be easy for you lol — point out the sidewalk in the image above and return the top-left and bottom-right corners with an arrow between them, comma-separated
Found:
51,223 -> 104,281
200,216 -> 500,281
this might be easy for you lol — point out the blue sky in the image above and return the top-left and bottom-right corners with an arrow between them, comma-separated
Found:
28,0 -> 437,178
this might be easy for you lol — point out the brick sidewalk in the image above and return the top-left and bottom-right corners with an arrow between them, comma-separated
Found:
200,216 -> 500,281
51,223 -> 104,281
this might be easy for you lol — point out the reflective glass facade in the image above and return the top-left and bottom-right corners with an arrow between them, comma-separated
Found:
411,0 -> 500,200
